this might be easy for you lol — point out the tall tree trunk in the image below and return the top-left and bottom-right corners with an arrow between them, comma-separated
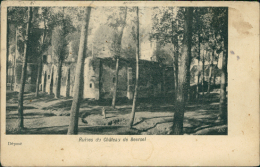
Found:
49,66 -> 54,94
35,57 -> 42,97
172,7 -> 192,135
35,22 -> 47,97
213,54 -> 219,87
17,7 -> 33,130
162,68 -> 166,97
55,8 -> 66,99
195,9 -> 201,100
14,28 -> 18,91
11,55 -> 15,91
11,40 -> 17,91
67,7 -> 91,135
129,7 -> 139,128
186,53 -> 192,102
112,58 -> 119,108
173,20 -> 179,100
55,59 -> 62,98
207,51 -> 214,94
43,71 -> 47,92
196,35 -> 201,100
80,59 -> 85,100
99,60 -> 103,101
201,49 -> 205,97
112,7 -> 127,108
66,68 -> 70,98
7,16 -> 10,86
218,9 -> 228,123
171,8 -> 179,98
218,51 -> 227,123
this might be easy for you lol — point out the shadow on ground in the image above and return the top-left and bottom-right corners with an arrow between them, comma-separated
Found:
42,100 -> 73,111
6,90 -> 227,135
7,125 -> 141,135
6,105 -> 37,112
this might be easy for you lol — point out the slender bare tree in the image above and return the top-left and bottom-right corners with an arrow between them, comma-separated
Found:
67,7 -> 91,135
201,49 -> 205,97
54,8 -> 66,99
17,7 -> 33,130
129,7 -> 140,128
112,7 -> 128,108
207,51 -> 214,94
35,19 -> 48,97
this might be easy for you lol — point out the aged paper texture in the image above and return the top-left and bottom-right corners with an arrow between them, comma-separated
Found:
1,1 -> 259,166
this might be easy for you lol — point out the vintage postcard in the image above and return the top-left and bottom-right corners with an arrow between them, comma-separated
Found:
1,1 -> 259,166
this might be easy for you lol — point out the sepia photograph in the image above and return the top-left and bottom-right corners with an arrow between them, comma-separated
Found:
5,6 -> 228,135
6,6 -> 228,135
1,1 -> 259,166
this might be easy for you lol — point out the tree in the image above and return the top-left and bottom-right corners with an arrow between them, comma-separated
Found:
11,37 -> 17,90
201,47 -> 205,97
213,52 -> 220,87
17,7 -> 33,130
53,26 -> 65,98
207,49 -> 214,94
172,7 -> 193,135
35,8 -> 51,97
193,8 -> 215,100
35,55 -> 43,96
218,47 -> 227,124
196,38 -> 201,100
129,7 -> 140,128
7,15 -> 10,86
67,7 -> 91,135
206,25 -> 219,95
111,7 -> 127,109
50,7 -> 76,98
66,68 -> 70,97
173,19 -> 179,99
212,8 -> 228,123
150,7 -> 186,100
194,8 -> 201,100
7,7 -> 27,89
53,8 -> 66,98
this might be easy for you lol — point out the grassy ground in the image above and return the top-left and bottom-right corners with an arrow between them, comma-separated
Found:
6,90 -> 227,135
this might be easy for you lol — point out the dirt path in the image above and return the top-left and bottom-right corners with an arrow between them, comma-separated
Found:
6,91 -> 227,135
